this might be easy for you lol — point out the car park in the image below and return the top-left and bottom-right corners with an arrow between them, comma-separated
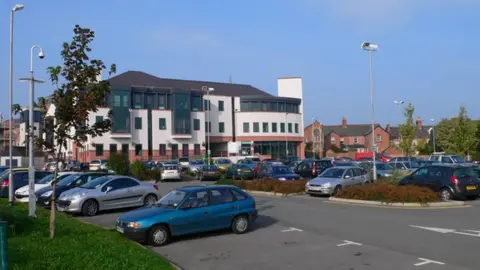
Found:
197,165 -> 221,181
305,166 -> 368,196
225,164 -> 255,180
15,172 -> 79,202
295,159 -> 333,179
428,153 -> 467,164
56,175 -> 160,216
160,165 -> 182,182
0,170 -> 51,198
188,160 -> 205,173
115,185 -> 257,246
257,164 -> 301,180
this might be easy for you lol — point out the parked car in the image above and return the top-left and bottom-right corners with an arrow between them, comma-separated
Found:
398,165 -> 480,201
257,164 -> 301,181
0,166 -> 9,174
197,165 -> 221,181
56,175 -> 160,216
66,160 -> 81,171
80,162 -> 90,171
15,172 -> 79,202
428,154 -> 467,164
390,157 -> 419,163
115,185 -> 257,246
355,152 -> 391,162
36,172 -> 112,208
144,161 -> 155,170
89,159 -> 108,171
279,155 -> 300,165
214,158 -> 233,172
178,157 -> 190,170
188,160 -> 205,173
389,161 -> 419,172
253,160 -> 283,177
288,160 -> 302,172
225,164 -> 255,180
333,161 -> 356,167
358,162 -> 394,179
0,170 -> 51,198
295,159 -> 333,179
335,157 -> 354,162
160,165 -> 182,182
305,166 -> 368,196
237,159 -> 257,170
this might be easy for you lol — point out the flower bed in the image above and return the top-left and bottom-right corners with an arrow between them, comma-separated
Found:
336,182 -> 439,203
216,178 -> 307,195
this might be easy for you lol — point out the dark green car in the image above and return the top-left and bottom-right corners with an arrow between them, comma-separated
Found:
225,164 -> 254,180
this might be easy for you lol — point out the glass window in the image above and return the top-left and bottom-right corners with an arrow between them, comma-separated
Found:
243,122 -> 249,133
263,122 -> 269,133
193,119 -> 200,131
182,144 -> 189,157
286,103 -> 293,113
159,118 -> 166,130
109,144 -> 117,153
203,100 -> 210,111
210,189 -> 234,205
114,95 -> 121,107
319,168 -> 345,178
218,100 -> 224,111
135,144 -> 142,156
376,134 -> 382,142
240,101 -> 249,111
121,144 -> 129,154
250,102 -> 261,111
262,102 -> 268,111
158,189 -> 186,207
159,144 -> 166,155
280,123 -> 285,133
279,103 -> 286,112
191,96 -> 201,111
173,93 -> 191,134
184,191 -> 209,208
295,123 -> 299,133
353,137 -> 358,144
194,144 -> 201,155
219,122 -> 225,133
413,167 -> 428,177
95,116 -> 103,123
95,144 -> 103,156
451,155 -> 466,163
253,122 -> 259,133
158,95 -> 167,110
272,123 -> 277,132
288,123 -> 292,133
442,157 -> 453,163
269,102 -> 278,111
205,122 -> 211,133
133,93 -> 143,109
135,117 -> 142,129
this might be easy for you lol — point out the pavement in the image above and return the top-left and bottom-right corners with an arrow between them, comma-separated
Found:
79,178 -> 480,270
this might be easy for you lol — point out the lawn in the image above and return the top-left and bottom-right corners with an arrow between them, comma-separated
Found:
0,199 -> 174,270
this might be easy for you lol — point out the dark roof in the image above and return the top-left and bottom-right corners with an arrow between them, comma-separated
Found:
389,126 -> 432,140
108,71 -> 272,97
324,124 -> 381,137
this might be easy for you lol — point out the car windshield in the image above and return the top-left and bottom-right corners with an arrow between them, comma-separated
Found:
158,189 -> 187,207
216,159 -> 231,164
204,165 -> 218,171
403,162 -> 420,169
251,158 -> 261,162
376,163 -> 393,170
190,160 -> 204,165
240,160 -> 253,164
179,158 -> 189,162
319,168 -> 346,178
57,174 -> 83,186
273,166 -> 293,174
454,167 -> 475,178
452,156 -> 466,163
80,176 -> 111,189
37,174 -> 55,184
164,166 -> 178,171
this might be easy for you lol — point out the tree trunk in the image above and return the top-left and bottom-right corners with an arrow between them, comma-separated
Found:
49,144 -> 63,239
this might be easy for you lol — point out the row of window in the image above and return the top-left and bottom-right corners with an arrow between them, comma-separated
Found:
240,101 -> 300,113
243,122 -> 299,134
95,143 -> 202,157
331,134 -> 382,144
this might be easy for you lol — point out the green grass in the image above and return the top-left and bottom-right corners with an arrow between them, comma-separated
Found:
0,199 -> 174,270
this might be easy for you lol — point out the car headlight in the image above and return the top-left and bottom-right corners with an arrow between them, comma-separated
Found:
127,222 -> 141,228
278,177 -> 286,181
323,182 -> 331,187
41,190 -> 52,197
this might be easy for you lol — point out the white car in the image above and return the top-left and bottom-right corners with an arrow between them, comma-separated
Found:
160,165 -> 183,182
15,172 -> 80,202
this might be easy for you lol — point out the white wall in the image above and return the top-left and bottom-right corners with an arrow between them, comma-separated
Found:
204,95 -> 233,137
235,112 -> 303,138
278,77 -> 304,137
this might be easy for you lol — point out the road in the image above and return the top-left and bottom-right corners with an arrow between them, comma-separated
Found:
80,179 -> 480,270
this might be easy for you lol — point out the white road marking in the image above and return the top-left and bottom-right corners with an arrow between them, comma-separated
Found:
410,225 -> 480,238
281,227 -> 303,232
414,258 -> 445,267
337,240 -> 362,247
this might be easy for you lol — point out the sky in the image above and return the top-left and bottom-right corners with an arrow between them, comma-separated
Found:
1,0 -> 479,127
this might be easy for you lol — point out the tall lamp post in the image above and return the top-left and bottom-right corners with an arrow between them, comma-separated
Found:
361,41 -> 379,181
19,45 -> 45,217
430,118 -> 436,153
8,4 -> 24,206
202,86 -> 214,165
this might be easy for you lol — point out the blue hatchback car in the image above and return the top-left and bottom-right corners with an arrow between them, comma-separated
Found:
116,185 -> 258,246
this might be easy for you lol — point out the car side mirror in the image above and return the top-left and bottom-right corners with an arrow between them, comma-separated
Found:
105,186 -> 113,193
344,175 -> 351,179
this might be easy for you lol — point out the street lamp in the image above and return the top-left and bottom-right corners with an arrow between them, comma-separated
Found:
361,41 -> 379,181
8,4 -> 24,206
430,118 -> 436,153
202,86 -> 214,165
19,45 -> 45,217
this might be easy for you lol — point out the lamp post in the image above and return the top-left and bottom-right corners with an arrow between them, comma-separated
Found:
285,112 -> 289,156
202,86 -> 214,165
430,118 -> 436,153
19,45 -> 45,217
8,4 -> 24,206
361,41 -> 379,181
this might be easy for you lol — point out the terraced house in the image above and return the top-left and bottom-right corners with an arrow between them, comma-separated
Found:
47,71 -> 305,162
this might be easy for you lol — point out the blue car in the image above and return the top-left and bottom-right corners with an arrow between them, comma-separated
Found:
116,185 -> 258,246
236,159 -> 257,170
257,164 -> 301,180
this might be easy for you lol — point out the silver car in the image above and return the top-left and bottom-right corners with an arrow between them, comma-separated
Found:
188,160 -> 205,173
160,165 -> 182,181
358,161 -> 394,180
56,175 -> 160,216
305,166 -> 368,196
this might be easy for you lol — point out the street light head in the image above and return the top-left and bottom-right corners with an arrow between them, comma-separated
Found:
430,118 -> 435,122
361,42 -> 379,51
12,4 -> 24,12
201,86 -> 214,92
38,49 -> 45,59
394,100 -> 404,105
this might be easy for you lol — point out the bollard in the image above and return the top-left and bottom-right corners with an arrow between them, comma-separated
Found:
0,221 -> 7,270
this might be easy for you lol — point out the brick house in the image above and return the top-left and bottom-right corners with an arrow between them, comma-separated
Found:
386,117 -> 433,156
304,120 -> 324,158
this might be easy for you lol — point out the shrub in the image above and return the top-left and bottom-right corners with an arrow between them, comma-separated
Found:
130,160 -> 150,181
381,169 -> 410,185
107,153 -> 130,175
336,182 -> 439,204
150,168 -> 161,182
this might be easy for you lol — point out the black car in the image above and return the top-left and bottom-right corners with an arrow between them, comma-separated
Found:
36,172 -> 112,208
0,170 -> 51,198
398,165 -> 480,201
294,159 -> 333,179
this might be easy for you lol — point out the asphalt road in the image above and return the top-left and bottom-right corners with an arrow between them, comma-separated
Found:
79,179 -> 480,270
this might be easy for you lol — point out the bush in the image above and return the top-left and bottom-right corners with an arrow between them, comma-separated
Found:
216,178 -> 235,185
215,178 -> 307,195
107,153 -> 130,175
150,168 -> 162,182
130,160 -> 150,181
336,182 -> 439,204
381,169 -> 410,185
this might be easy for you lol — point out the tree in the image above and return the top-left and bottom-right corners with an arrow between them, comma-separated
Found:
39,25 -> 116,238
433,118 -> 454,152
398,103 -> 417,157
450,106 -> 477,157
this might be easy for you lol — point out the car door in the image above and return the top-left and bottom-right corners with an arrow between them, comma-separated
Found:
99,179 -> 131,209
409,167 -> 429,187
423,166 -> 443,192
208,188 -> 237,230
342,169 -> 356,187
297,162 -> 311,178
120,178 -> 144,206
13,172 -> 29,191
170,190 -> 213,235
354,168 -> 367,184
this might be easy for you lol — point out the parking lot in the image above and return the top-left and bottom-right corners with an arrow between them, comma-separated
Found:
80,179 -> 480,270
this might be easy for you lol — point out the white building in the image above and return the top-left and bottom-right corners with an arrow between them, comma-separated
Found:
48,71 -> 305,162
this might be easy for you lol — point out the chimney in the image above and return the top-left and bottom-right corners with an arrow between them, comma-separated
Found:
386,124 -> 391,133
416,117 -> 422,129
342,117 -> 347,128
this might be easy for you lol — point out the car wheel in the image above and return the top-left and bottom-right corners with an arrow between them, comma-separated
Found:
148,224 -> 170,246
82,199 -> 99,216
231,215 -> 250,234
143,194 -> 158,206
440,188 -> 453,201
332,186 -> 342,196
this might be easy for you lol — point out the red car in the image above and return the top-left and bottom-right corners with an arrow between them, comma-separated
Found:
355,152 -> 391,163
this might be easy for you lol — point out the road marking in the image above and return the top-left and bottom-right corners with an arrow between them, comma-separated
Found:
337,240 -> 362,247
414,258 -> 445,267
410,225 -> 480,238
281,227 -> 303,232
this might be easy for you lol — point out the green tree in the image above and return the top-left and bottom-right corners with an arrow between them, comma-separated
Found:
450,106 -> 477,156
398,103 -> 417,157
107,152 -> 130,175
416,140 -> 432,155
38,25 -> 116,238
433,118 -> 454,152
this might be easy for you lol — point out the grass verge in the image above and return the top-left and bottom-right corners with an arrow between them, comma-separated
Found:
0,199 -> 174,270
216,178 -> 306,195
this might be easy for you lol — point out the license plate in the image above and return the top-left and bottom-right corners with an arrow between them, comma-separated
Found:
466,186 -> 477,191
241,170 -> 250,173
309,187 -> 321,191
116,226 -> 124,233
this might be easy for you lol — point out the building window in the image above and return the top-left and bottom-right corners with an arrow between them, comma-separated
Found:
135,117 -> 142,129
354,137 -> 358,144
295,123 -> 299,133
182,144 -> 189,157
95,144 -> 103,156
114,95 -> 121,107
253,122 -> 259,133
205,122 -> 211,133
192,96 -> 201,111
109,144 -> 117,153
243,123 -> 249,133
159,144 -> 166,155
219,122 -> 225,133
158,94 -> 167,110
218,100 -> 224,111
159,118 -> 166,130
240,101 -> 249,111
135,144 -> 142,156
376,134 -> 382,142
121,144 -> 129,154
262,122 -> 269,133
288,123 -> 292,133
331,137 -> 336,144
95,116 -> 103,123
203,100 -> 210,111
272,123 -> 277,132
133,93 -> 143,109
280,123 -> 285,133
193,119 -> 200,131
194,144 -> 200,155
